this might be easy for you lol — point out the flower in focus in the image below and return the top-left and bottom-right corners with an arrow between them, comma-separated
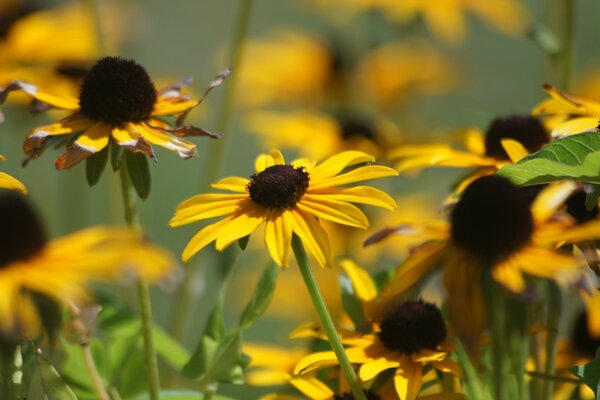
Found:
532,84 -> 600,138
366,176 -> 600,345
295,300 -> 461,400
0,156 -> 26,194
0,56 -> 228,169
246,110 -> 399,159
389,115 -> 550,192
170,149 -> 397,268
0,189 -> 174,343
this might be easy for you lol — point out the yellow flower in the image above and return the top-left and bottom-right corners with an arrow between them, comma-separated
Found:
294,300 -> 462,400
170,149 -> 398,268
0,190 -> 174,340
0,156 -> 26,194
389,115 -> 550,192
367,176 -> 600,346
246,110 -> 399,160
0,56 -> 228,169
532,84 -> 600,138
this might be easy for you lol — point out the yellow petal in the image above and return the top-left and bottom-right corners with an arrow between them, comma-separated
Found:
359,357 -> 399,382
134,123 -> 196,159
264,210 -> 293,268
492,257 -> 527,293
24,113 -> 94,155
309,151 -> 375,181
289,377 -> 334,400
214,205 -> 266,250
531,181 -> 577,223
551,117 -> 599,138
111,124 -> 154,157
246,370 -> 291,386
290,209 -> 332,268
170,195 -> 246,227
1,81 -> 79,109
294,351 -> 340,375
182,217 -> 232,262
308,186 -> 396,210
581,290 -> 600,337
537,220 -> 600,244
298,197 -> 369,228
152,98 -> 197,115
431,357 -> 463,379
339,259 -> 377,302
310,165 -> 398,190
0,172 -> 26,194
394,359 -> 423,400
423,1 -> 466,45
500,138 -> 529,163
512,246 -> 581,282
55,123 -> 110,169
211,177 -> 250,193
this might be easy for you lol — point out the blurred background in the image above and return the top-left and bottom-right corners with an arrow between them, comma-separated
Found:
1,0 -> 600,397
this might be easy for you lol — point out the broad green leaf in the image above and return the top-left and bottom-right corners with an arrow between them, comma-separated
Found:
200,331 -> 245,385
110,139 -> 125,171
570,347 -> 600,398
125,151 -> 151,199
339,275 -> 368,332
239,261 -> 279,331
497,133 -> 600,186
129,390 -> 237,400
85,146 -> 108,186
36,350 -> 78,400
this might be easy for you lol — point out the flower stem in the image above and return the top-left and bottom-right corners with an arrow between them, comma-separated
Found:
119,165 -> 160,400
542,281 -> 561,400
82,343 -> 110,400
484,273 -> 506,400
548,0 -> 575,90
291,235 -> 367,400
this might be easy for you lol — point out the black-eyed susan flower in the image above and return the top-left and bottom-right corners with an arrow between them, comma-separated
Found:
246,110 -> 399,160
532,84 -> 600,138
389,115 -> 550,192
367,176 -> 600,345
0,56 -> 228,169
0,189 -> 173,343
0,156 -> 25,194
294,300 -> 462,400
170,149 -> 397,267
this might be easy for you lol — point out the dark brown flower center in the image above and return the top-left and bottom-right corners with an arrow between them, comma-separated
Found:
79,56 -> 157,126
378,300 -> 447,355
484,115 -> 549,160
247,164 -> 309,209
338,116 -> 378,142
451,176 -> 533,262
566,191 -> 599,224
571,310 -> 600,357
0,189 -> 47,267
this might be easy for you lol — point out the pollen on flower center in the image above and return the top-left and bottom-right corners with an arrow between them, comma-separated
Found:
247,165 -> 309,209
0,190 -> 47,267
451,175 -> 534,262
484,115 -> 549,160
334,391 -> 381,400
378,300 -> 447,355
566,191 -> 599,224
79,56 -> 157,126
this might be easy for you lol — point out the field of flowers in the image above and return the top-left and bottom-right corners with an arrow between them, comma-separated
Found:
1,0 -> 600,399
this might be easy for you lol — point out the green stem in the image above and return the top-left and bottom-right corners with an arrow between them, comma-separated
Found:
1,350 -> 15,400
119,165 -> 160,400
484,274 -> 506,400
548,0 -> 575,90
542,281 -> 561,400
82,343 -> 110,400
291,235 -> 367,400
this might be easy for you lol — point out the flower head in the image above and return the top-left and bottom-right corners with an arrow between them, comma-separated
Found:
170,149 -> 397,268
0,56 -> 228,169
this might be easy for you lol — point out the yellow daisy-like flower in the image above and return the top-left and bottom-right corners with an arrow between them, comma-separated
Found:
246,110 -> 399,160
367,176 -> 600,345
0,190 -> 174,340
532,84 -> 600,138
389,115 -> 550,192
170,149 -> 398,268
294,300 -> 462,400
0,56 -> 228,169
0,156 -> 26,194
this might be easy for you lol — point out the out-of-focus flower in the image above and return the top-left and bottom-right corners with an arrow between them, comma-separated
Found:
0,156 -> 25,194
367,176 -> 600,346
0,56 -> 228,169
246,110 -> 399,159
315,0 -> 530,45
0,189 -> 174,343
170,149 -> 397,268
389,115 -> 550,192
356,40 -> 457,104
532,84 -> 600,138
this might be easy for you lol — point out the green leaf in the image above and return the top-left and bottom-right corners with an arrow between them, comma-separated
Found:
238,261 -> 279,331
570,347 -> 600,398
339,275 -> 368,331
110,140 -> 125,171
36,349 -> 78,400
125,152 -> 151,199
587,185 -> 600,211
201,331 -> 245,384
85,146 -> 109,186
497,133 -> 600,186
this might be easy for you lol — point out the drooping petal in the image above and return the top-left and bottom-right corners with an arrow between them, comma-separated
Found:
359,357 -> 399,382
264,210 -> 293,268
431,356 -> 464,379
512,246 -> 581,282
55,122 -> 111,169
211,177 -> 250,193
308,186 -> 396,210
500,138 -> 529,163
181,217 -> 233,262
111,124 -> 154,158
492,257 -> 527,293
0,172 -> 26,194
309,151 -> 375,181
214,204 -> 266,250
24,113 -> 94,156
310,165 -> 398,190
531,181 -> 577,223
339,259 -> 377,302
289,377 -> 334,400
0,80 -> 79,110
290,209 -> 332,268
394,359 -> 423,400
152,98 -> 197,116
134,123 -> 196,159
551,117 -> 599,138
298,196 -> 369,228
